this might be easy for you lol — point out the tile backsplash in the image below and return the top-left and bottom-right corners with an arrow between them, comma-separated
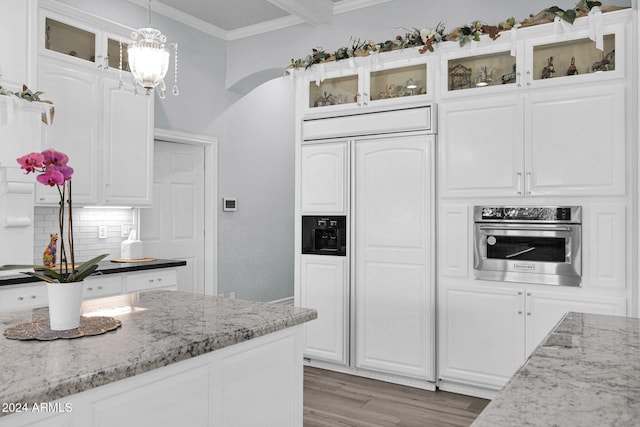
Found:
33,207 -> 135,264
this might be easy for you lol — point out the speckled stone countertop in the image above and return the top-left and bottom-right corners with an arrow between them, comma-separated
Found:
0,291 -> 317,416
472,312 -> 640,426
0,259 -> 187,286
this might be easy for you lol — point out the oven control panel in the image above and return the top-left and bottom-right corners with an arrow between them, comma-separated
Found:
475,206 -> 581,223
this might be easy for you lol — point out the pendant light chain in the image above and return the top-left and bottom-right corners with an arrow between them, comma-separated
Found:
172,43 -> 179,96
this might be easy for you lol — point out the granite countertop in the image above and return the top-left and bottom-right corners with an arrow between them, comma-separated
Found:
472,312 -> 640,426
0,291 -> 317,416
0,259 -> 187,286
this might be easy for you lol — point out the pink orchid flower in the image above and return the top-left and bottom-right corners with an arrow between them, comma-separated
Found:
16,152 -> 44,173
36,166 -> 65,187
58,165 -> 74,181
42,148 -> 69,168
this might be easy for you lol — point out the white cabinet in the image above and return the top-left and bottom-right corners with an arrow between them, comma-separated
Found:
524,85 -> 626,196
440,17 -> 627,97
0,0 -> 37,90
0,269 -> 177,313
439,84 -> 626,198
299,54 -> 432,116
438,283 -> 627,391
300,142 -> 347,214
0,283 -> 47,312
101,77 -> 153,206
300,255 -> 348,365
439,286 -> 525,389
36,58 -> 100,205
125,269 -> 178,293
35,3 -> 153,207
82,274 -> 123,300
354,134 -> 435,381
439,95 -> 524,197
0,326 -> 304,427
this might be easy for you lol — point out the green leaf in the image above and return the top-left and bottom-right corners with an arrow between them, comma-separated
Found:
23,272 -> 58,284
74,254 -> 109,277
0,264 -> 37,271
560,9 -> 576,24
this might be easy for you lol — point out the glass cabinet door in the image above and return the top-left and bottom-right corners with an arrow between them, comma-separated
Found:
531,34 -> 615,81
107,38 -> 130,71
369,63 -> 428,102
446,50 -> 517,93
45,17 -> 96,64
308,74 -> 359,109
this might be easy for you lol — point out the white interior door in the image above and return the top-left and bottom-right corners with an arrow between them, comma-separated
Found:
141,141 -> 205,293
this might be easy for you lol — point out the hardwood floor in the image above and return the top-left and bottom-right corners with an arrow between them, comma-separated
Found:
304,367 -> 489,427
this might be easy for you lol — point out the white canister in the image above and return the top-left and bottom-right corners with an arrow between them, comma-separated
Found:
121,230 -> 143,260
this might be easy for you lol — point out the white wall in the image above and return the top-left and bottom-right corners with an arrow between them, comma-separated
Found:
212,77 -> 296,301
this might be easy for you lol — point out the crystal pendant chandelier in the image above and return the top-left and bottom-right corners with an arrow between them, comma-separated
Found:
128,0 -> 179,98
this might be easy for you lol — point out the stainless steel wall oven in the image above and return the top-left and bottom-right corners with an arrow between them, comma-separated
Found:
473,206 -> 582,287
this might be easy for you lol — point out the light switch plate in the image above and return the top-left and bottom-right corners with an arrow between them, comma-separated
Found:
98,225 -> 108,239
121,223 -> 134,238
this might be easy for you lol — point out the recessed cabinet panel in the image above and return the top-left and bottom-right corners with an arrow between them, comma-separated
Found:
36,59 -> 101,205
300,142 -> 347,214
300,255 -> 348,365
1,0 -> 34,90
438,205 -> 469,278
354,135 -> 434,380
45,17 -> 96,64
439,285 -> 525,388
526,85 -> 626,196
586,205 -> 627,290
439,96 -> 524,197
102,78 -> 153,206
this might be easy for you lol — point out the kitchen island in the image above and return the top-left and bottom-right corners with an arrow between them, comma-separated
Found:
472,312 -> 640,426
0,291 -> 317,427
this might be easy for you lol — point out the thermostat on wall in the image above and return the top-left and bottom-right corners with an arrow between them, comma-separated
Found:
223,198 -> 237,211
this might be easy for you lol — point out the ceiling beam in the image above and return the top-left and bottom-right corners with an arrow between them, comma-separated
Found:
267,0 -> 334,26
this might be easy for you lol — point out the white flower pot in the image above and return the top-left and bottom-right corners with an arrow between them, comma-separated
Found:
47,281 -> 83,330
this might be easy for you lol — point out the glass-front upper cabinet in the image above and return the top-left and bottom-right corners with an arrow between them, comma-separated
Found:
441,11 -> 628,97
39,7 -> 131,73
303,53 -> 432,115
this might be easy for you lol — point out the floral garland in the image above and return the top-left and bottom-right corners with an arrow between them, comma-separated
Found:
288,1 -> 624,70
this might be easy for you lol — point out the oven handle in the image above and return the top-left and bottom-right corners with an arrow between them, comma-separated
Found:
478,225 -> 573,232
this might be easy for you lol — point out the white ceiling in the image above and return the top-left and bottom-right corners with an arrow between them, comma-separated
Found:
124,0 -> 391,40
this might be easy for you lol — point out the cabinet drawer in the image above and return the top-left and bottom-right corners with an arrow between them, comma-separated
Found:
126,270 -> 178,293
303,106 -> 434,140
83,275 -> 124,300
0,284 -> 48,312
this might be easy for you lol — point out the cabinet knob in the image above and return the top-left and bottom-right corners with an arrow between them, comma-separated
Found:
30,295 -> 36,299
527,312 -> 532,316
87,287 -> 93,291
98,286 -> 103,290
517,310 -> 523,314
517,291 -> 523,295
17,296 -> 24,301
